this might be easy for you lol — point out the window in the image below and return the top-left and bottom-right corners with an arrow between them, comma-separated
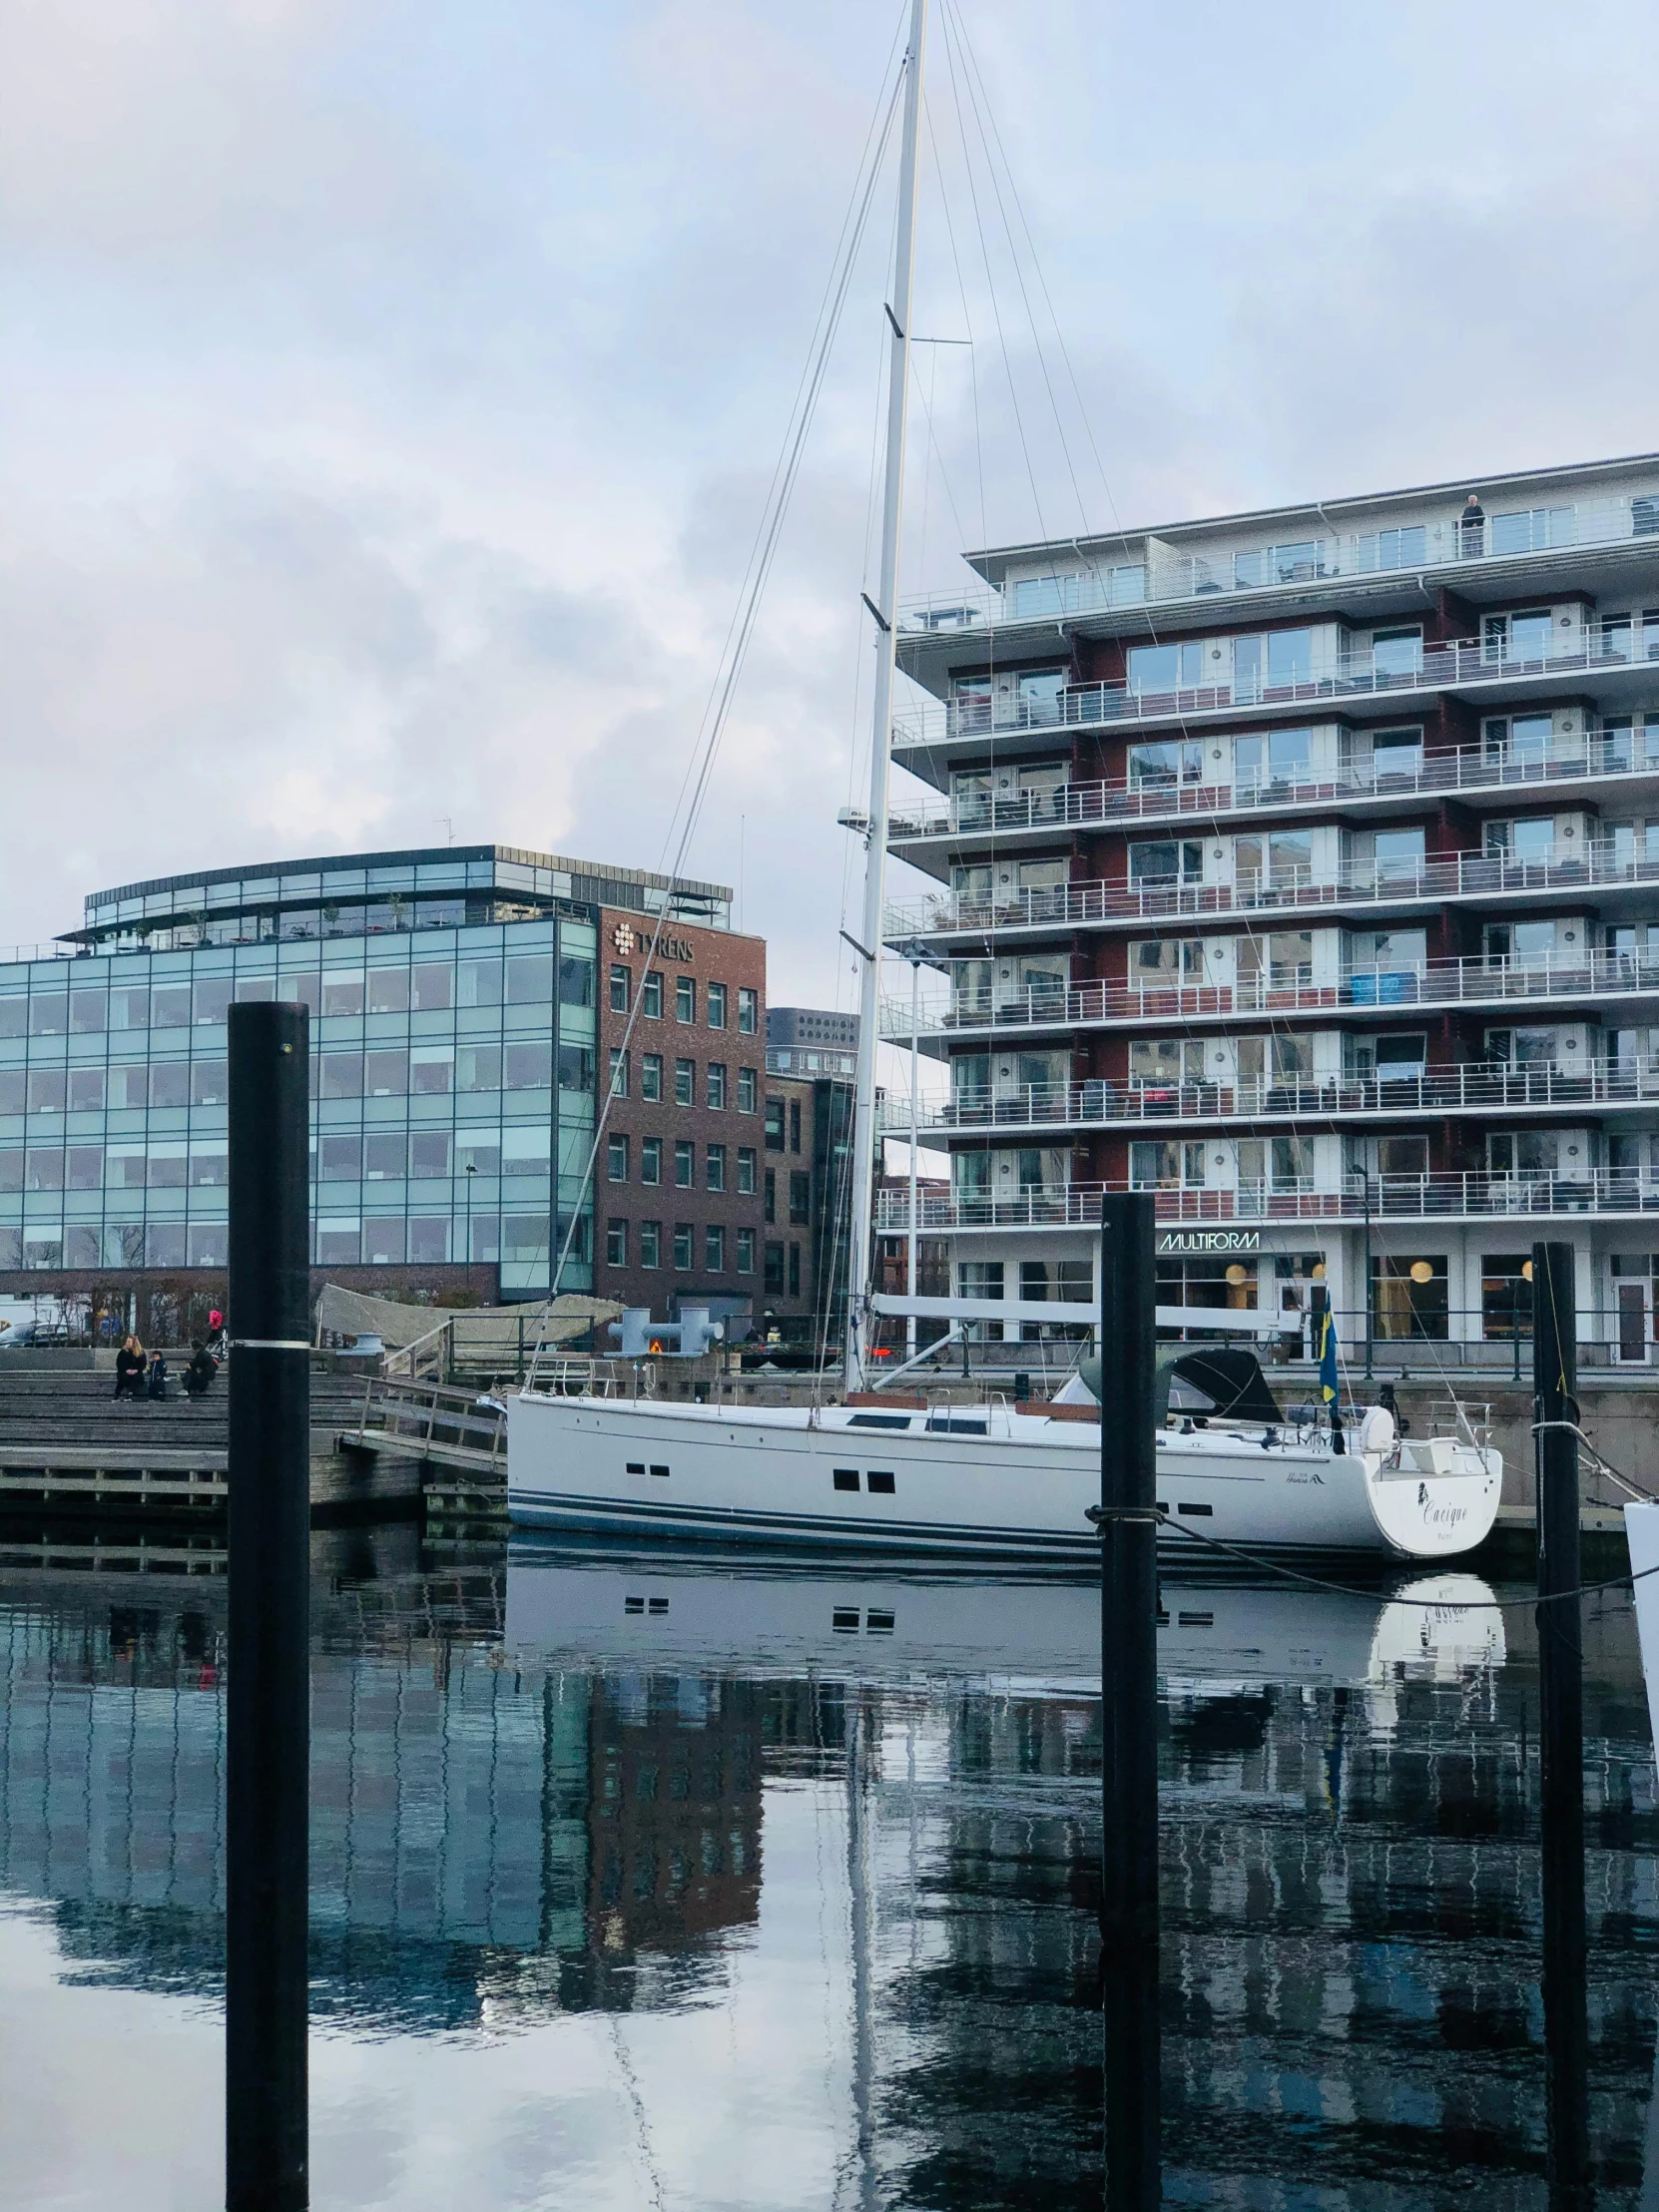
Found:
765,1241 -> 786,1293
315,1051 -> 358,1100
675,1139 -> 695,1188
707,981 -> 728,1029
1481,1254 -> 1533,1342
642,1053 -> 664,1102
1235,540 -> 1327,589
765,1099 -> 787,1151
789,1099 -> 802,1154
408,1131 -> 448,1178
609,1047 -> 629,1099
737,1147 -> 757,1195
608,1135 -> 629,1182
192,1060 -> 228,1106
738,1066 -> 758,1112
641,1137 -> 662,1186
673,1223 -> 694,1271
1233,728 -> 1313,791
610,964 -> 631,1013
642,971 -> 663,1019
557,954 -> 594,1007
676,976 -> 696,1023
556,1043 -> 594,1093
640,1220 -> 661,1269
705,1224 -> 726,1271
1490,507 -> 1575,556
790,1169 -> 811,1224
501,1040 -> 551,1090
1131,937 -> 1203,980
319,1134 -> 360,1181
707,1062 -> 727,1109
365,1047 -> 409,1096
765,1168 -> 777,1223
675,1058 -> 695,1107
738,987 -> 758,1034
1372,626 -> 1422,679
457,1044 -> 501,1092
607,1219 -> 628,1268
67,1067 -> 104,1111
411,963 -> 452,1010
737,1227 -> 756,1275
1127,640 -> 1205,694
1129,838 -> 1203,887
1484,712 -> 1554,766
1372,1254 -> 1448,1341
1360,525 -> 1427,572
706,1143 -> 727,1192
1128,739 -> 1203,791
1130,1140 -> 1207,1189
789,1245 -> 802,1297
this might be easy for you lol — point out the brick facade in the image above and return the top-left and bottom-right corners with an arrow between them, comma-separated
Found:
594,909 -> 767,1323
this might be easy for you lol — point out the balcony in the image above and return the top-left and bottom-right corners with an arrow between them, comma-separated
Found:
890,1058 -> 1659,1137
874,1169 -> 1659,1234
881,949 -> 1659,1041
885,843 -> 1659,943
887,727 -> 1658,846
891,627 -> 1655,756
894,492 -> 1659,634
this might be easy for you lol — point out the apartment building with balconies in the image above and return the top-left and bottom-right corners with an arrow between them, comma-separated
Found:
884,453 -> 1659,1360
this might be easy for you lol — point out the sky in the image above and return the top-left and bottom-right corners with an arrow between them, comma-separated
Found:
5,0 -> 1659,1038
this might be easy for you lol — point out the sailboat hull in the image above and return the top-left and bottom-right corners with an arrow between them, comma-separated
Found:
505,1392 -> 1501,1560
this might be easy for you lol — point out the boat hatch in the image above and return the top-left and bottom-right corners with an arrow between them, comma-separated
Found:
848,1412 -> 913,1429
927,1415 -> 988,1435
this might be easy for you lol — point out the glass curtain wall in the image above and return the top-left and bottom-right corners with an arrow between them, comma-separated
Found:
0,918 -> 597,1293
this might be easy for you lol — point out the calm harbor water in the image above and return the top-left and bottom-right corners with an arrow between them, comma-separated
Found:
1,1526 -> 1657,2209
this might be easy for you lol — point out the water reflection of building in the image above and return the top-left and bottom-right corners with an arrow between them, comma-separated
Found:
580,1674 -> 763,1960
0,1582 -> 764,2031
866,1623 -> 1659,2209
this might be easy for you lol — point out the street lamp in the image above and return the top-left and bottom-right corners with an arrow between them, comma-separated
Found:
464,1162 -> 476,1291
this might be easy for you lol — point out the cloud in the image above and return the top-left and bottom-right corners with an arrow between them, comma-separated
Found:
4,0 -> 1659,1038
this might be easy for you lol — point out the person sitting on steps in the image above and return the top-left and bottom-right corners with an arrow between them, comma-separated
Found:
114,1337 -> 145,1399
181,1342 -> 218,1399
146,1351 -> 170,1401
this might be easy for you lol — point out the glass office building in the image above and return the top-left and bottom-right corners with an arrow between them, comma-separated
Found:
0,844 -> 731,1302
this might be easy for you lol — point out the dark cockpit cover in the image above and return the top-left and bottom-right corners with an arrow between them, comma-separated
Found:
1157,1348 -> 1283,1426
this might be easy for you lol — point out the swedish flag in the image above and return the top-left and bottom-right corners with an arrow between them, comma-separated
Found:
1318,1305 -> 1340,1405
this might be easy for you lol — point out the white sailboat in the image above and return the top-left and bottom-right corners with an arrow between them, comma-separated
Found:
507,0 -> 1503,1563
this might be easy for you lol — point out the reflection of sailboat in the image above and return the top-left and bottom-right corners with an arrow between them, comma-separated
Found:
504,1538 -> 1501,1691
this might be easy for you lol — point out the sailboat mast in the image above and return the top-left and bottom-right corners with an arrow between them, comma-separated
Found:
845,0 -> 928,1392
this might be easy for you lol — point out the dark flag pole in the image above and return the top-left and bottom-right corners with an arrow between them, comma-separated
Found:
227,1001 -> 312,2212
1532,1238 -> 1591,2208
1097,1192 -> 1161,2207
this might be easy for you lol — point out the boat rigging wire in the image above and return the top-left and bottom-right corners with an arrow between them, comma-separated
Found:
534,37 -> 909,1329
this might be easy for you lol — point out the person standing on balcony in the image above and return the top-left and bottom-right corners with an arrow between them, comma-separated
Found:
1459,493 -> 1485,559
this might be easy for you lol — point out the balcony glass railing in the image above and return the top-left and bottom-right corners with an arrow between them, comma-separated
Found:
881,949 -> 1659,1039
895,492 -> 1659,633
886,841 -> 1659,939
888,726 -> 1659,842
892,627 -> 1656,750
875,1168 -> 1659,1232
890,1058 -> 1659,1135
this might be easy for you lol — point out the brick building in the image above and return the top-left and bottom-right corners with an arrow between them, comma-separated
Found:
761,1008 -> 857,1348
595,910 -> 767,1324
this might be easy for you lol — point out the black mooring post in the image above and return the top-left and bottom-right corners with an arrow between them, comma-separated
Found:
1533,1238 -> 1590,2208
1098,1192 -> 1160,2208
227,1002 -> 311,2212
